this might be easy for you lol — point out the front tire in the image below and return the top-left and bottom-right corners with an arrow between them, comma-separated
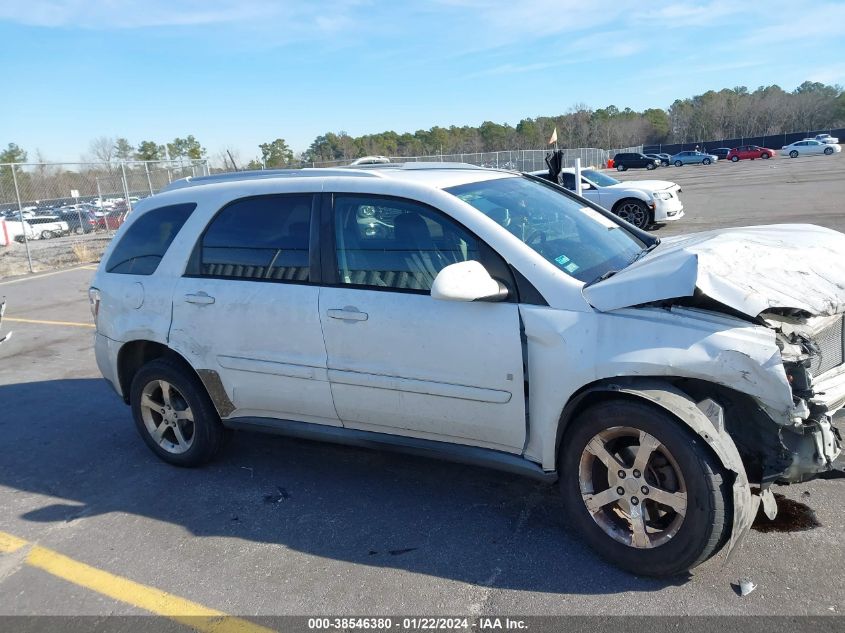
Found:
731,155 -> 739,162
824,146 -> 834,155
674,160 -> 682,167
616,164 -> 626,172
790,150 -> 799,158
613,199 -> 651,230
559,400 -> 731,576
761,153 -> 770,159
646,163 -> 656,170
130,358 -> 226,467
702,158 -> 711,165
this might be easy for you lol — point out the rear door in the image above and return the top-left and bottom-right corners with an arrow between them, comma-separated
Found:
169,193 -> 340,427
318,193 -> 527,451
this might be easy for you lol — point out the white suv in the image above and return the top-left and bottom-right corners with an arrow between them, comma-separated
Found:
91,164 -> 844,577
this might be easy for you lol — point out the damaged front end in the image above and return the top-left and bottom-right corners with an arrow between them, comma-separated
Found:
763,311 -> 844,482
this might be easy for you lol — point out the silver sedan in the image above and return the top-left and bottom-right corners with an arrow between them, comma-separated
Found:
670,150 -> 719,166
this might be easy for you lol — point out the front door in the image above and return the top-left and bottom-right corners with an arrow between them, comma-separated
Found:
318,193 -> 527,452
169,193 -> 340,427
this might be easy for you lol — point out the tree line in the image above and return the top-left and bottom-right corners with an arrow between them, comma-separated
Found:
2,80 -> 844,172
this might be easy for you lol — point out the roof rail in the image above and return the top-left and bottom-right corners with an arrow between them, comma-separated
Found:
344,161 -> 485,170
160,168 -> 380,192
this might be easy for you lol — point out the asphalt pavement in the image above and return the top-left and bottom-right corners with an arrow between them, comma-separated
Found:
0,153 -> 843,627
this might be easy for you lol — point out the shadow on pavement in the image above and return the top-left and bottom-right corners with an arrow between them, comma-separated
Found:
0,378 -> 686,595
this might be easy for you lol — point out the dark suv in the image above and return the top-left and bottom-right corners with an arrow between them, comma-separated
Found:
612,153 -> 660,171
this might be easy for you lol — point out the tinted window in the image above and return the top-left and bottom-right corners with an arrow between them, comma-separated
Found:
106,203 -> 195,275
334,195 -> 477,292
200,195 -> 312,282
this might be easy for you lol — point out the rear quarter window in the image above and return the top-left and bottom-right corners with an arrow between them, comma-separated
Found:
106,203 -> 195,275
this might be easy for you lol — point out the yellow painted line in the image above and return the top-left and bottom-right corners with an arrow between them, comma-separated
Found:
0,264 -> 96,286
3,317 -> 95,329
0,531 -> 27,553
0,531 -> 275,633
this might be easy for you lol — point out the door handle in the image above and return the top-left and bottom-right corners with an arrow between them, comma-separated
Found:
185,292 -> 215,305
327,308 -> 368,321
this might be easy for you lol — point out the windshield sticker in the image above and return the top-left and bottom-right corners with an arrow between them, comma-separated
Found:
554,254 -> 580,273
580,207 -> 618,230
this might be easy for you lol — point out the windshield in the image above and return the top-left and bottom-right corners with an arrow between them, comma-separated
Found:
445,176 -> 645,283
582,169 -> 620,187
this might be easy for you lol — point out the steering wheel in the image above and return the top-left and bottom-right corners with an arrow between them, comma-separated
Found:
527,231 -> 547,247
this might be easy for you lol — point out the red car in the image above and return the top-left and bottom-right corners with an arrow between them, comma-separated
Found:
726,145 -> 775,162
96,210 -> 126,230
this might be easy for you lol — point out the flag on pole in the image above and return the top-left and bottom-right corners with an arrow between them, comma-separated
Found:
548,127 -> 558,145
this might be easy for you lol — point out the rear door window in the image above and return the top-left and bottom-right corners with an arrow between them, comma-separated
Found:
198,195 -> 313,282
106,203 -> 195,275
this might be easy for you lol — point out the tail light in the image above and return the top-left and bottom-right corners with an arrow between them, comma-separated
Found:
88,287 -> 101,325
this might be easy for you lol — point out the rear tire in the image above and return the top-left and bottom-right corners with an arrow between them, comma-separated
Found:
130,358 -> 226,467
559,399 -> 731,577
73,226 -> 84,235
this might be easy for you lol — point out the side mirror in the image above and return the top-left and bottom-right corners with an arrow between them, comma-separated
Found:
431,261 -> 508,302
581,181 -> 592,190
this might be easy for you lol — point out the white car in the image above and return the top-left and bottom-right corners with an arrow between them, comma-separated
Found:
4,219 -> 38,242
812,134 -> 839,144
782,139 -> 841,157
531,168 -> 683,229
26,215 -> 69,239
91,164 -> 843,577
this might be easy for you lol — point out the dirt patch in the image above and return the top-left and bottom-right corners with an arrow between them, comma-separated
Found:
0,234 -> 112,277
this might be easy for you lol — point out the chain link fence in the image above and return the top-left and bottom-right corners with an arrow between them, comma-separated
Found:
309,147 -> 643,170
0,160 -> 209,277
0,146 -> 640,277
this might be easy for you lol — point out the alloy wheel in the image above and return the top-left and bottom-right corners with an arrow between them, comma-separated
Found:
616,202 -> 648,229
578,426 -> 687,549
139,379 -> 195,454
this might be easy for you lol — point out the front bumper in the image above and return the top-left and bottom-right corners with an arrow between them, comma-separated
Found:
652,198 -> 684,222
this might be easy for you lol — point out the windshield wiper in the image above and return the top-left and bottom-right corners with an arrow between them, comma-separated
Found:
584,269 -> 620,287
584,242 -> 660,288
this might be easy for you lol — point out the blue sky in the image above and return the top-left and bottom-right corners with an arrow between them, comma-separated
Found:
1,0 -> 844,164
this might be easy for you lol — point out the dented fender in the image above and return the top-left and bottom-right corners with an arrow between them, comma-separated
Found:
564,378 -> 757,556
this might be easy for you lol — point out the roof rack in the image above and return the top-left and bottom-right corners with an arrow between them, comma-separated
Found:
160,168 -> 381,192
160,162 -> 491,192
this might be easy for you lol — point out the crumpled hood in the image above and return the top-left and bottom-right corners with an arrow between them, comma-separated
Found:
582,224 -> 845,317
607,180 -> 678,192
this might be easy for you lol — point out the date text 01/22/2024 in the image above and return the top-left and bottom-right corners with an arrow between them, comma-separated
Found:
306,617 -> 526,630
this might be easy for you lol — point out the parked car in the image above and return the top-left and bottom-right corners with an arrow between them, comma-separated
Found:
57,209 -> 99,234
781,140 -> 841,158
726,145 -> 775,162
612,152 -> 660,171
709,147 -> 732,160
26,215 -> 69,239
96,210 -> 126,230
530,168 -> 683,229
5,220 -> 38,242
91,164 -> 844,577
813,134 -> 839,144
670,151 -> 719,166
644,153 -> 671,167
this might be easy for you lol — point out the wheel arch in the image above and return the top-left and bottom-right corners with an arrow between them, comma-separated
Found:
553,375 -> 757,557
611,197 -> 653,224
